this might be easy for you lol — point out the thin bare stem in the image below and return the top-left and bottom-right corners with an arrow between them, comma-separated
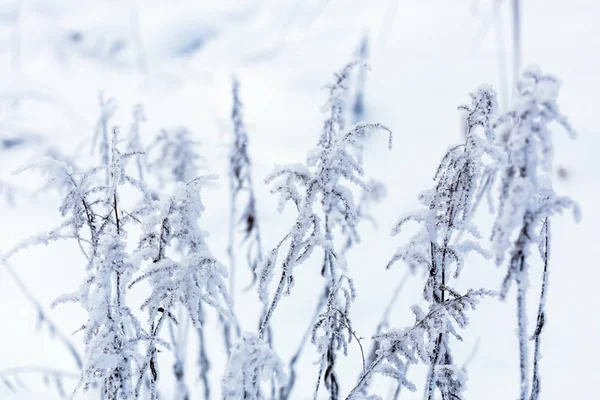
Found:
2,261 -> 83,370
529,219 -> 550,400
332,308 -> 366,373
280,293 -> 326,399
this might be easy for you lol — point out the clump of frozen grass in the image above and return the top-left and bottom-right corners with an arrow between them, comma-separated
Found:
1,62 -> 580,400
4,121 -> 231,399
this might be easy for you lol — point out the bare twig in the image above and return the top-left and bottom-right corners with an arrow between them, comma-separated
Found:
332,308 -> 366,373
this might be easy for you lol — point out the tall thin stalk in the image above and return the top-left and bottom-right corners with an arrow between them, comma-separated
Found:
491,68 -> 578,400
529,218 -> 550,400
511,0 -> 522,95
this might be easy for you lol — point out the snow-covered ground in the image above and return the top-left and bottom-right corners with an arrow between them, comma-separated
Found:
0,0 -> 598,399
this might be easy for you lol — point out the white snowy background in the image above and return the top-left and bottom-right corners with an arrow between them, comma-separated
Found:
0,0 -> 598,399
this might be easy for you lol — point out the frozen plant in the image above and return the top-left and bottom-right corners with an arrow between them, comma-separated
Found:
228,75 -> 264,292
144,124 -> 215,399
225,76 -> 265,357
147,127 -> 204,187
281,178 -> 385,400
10,123 -> 233,399
312,63 -> 386,400
529,218 -> 549,400
6,127 -> 150,399
91,93 -> 117,184
311,275 -> 360,400
382,85 -> 500,400
221,332 -> 287,400
257,62 -> 391,400
67,224 -> 143,399
167,306 -> 191,400
60,128 -> 149,400
490,67 -> 579,400
4,125 -> 189,399
341,179 -> 386,254
346,290 -> 491,399
129,176 -> 236,399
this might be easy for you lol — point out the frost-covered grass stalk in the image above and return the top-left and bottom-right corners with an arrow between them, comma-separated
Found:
226,76 -> 265,357
349,85 -> 501,400
167,307 -> 190,400
7,127 -> 151,399
129,174 -> 235,399
529,218 -> 550,400
127,104 -> 147,182
145,126 -> 219,400
91,93 -> 117,184
147,127 -> 204,188
229,76 -> 264,290
221,332 -> 287,399
310,63 -> 386,400
254,62 -> 391,400
491,67 -> 579,400
5,117 -> 234,399
290,179 -> 384,399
